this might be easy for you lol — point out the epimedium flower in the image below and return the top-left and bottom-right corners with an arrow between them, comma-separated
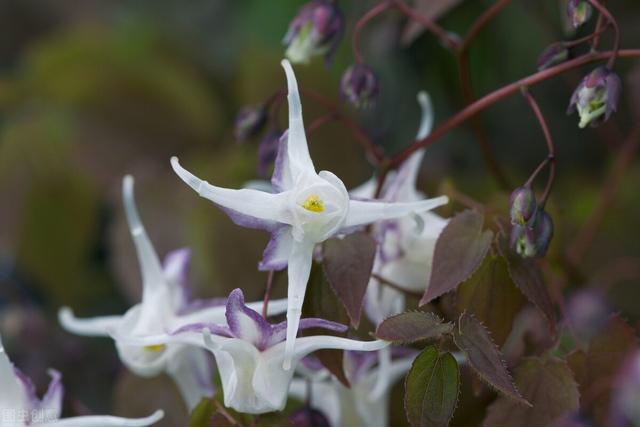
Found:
0,334 -> 164,426
58,176 -> 288,410
283,0 -> 344,65
115,288 -> 389,415
566,0 -> 593,28
170,60 -> 448,369
568,66 -> 621,128
510,206 -> 554,258
289,349 -> 415,427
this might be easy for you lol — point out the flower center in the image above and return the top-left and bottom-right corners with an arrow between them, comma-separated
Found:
144,344 -> 166,352
302,194 -> 324,212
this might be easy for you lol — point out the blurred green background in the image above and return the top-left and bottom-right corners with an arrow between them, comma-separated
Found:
0,0 -> 639,425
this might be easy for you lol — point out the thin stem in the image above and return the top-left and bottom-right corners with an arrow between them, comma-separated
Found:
372,273 -> 423,298
586,0 -> 620,68
392,0 -> 460,50
388,49 -> 640,169
214,400 -> 241,426
590,8 -> 607,50
352,1 -> 392,63
262,270 -> 275,319
307,113 -> 337,136
459,0 -> 513,52
565,23 -> 609,48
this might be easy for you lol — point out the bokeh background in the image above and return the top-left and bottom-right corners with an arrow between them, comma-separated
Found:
0,0 -> 639,425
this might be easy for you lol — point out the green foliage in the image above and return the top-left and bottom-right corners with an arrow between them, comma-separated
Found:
375,311 -> 453,344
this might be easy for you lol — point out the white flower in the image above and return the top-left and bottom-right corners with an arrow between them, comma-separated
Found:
116,288 -> 389,415
289,349 -> 414,427
0,334 -> 163,427
58,176 -> 287,410
353,92 -> 448,326
171,60 -> 448,368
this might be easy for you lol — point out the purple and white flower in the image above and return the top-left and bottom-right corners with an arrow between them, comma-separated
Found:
0,334 -> 164,426
115,288 -> 389,414
58,176 -> 288,410
171,60 -> 448,369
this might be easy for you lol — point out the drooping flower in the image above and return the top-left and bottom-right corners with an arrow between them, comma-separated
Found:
0,333 -> 164,426
566,0 -> 593,28
115,288 -> 389,414
510,206 -> 554,258
509,185 -> 537,226
58,176 -> 288,410
340,63 -> 379,109
171,60 -> 448,369
537,42 -> 569,71
283,1 -> 344,65
568,66 -> 621,128
289,349 -> 415,427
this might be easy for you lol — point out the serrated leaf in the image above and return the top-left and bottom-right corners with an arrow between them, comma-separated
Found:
323,231 -> 376,328
497,238 -> 556,331
302,262 -> 350,388
453,312 -> 528,405
457,255 -> 526,345
483,357 -> 580,427
421,210 -> 492,305
375,311 -> 453,343
404,346 -> 460,427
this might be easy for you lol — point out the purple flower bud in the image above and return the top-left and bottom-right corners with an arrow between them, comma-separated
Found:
510,207 -> 554,258
234,105 -> 267,142
568,66 -> 621,128
257,128 -> 282,177
283,1 -> 344,65
567,0 -> 593,28
340,63 -> 379,109
537,42 -> 569,71
509,186 -> 537,226
289,407 -> 331,427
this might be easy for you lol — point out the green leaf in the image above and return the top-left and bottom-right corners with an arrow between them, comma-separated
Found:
497,238 -> 556,332
188,399 -> 216,427
456,255 -> 525,345
375,311 -> 453,344
453,312 -> 528,405
323,231 -> 377,328
483,357 -> 580,427
404,346 -> 460,427
421,210 -> 492,305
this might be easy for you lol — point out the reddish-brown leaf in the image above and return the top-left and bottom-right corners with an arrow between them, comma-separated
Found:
375,310 -> 453,343
421,210 -> 492,305
323,231 -> 376,328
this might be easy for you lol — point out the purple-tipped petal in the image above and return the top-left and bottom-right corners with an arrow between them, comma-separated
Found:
172,322 -> 232,338
163,247 -> 192,308
38,369 -> 63,420
269,318 -> 348,346
259,226 -> 293,271
226,289 -> 273,350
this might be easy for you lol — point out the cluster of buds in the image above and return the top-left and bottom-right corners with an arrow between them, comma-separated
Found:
340,63 -> 379,108
283,0 -> 344,65
566,0 -> 593,28
509,186 -> 554,258
568,66 -> 621,128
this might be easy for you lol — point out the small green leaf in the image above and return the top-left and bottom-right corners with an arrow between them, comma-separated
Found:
404,346 -> 460,427
323,231 -> 377,328
483,357 -> 580,427
453,312 -> 528,405
375,311 -> 453,344
421,210 -> 493,305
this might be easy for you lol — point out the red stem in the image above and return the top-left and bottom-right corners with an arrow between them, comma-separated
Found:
352,1 -> 392,63
262,270 -> 275,319
586,0 -> 620,68
392,0 -> 460,50
459,0 -> 513,52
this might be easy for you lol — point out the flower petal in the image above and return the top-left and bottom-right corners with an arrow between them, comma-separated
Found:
171,157 -> 291,229
369,347 -> 391,400
39,410 -> 164,427
282,240 -> 315,370
123,176 -> 166,297
37,369 -> 64,420
58,308 -> 122,337
226,289 -> 272,350
166,348 -> 215,411
258,226 -> 293,271
163,247 -> 191,299
280,59 -> 316,178
269,318 -> 348,347
289,336 -> 389,361
342,196 -> 449,229
0,340 -> 28,416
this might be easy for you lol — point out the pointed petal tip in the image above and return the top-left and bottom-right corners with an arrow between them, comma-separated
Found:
171,157 -> 203,193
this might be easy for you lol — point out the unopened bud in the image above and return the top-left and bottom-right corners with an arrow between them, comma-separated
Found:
283,1 -> 344,65
234,105 -> 267,142
340,63 -> 379,108
567,0 -> 593,28
510,186 -> 537,226
568,66 -> 621,128
537,42 -> 569,71
289,407 -> 331,427
510,207 -> 554,258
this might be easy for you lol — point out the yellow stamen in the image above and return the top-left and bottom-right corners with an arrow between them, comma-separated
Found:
144,344 -> 166,352
302,194 -> 324,212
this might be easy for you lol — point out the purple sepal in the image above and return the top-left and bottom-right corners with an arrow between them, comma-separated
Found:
172,322 -> 232,338
163,247 -> 192,304
269,318 -> 348,346
258,226 -> 292,272
177,297 -> 227,316
300,355 -> 326,371
271,131 -> 290,193
257,129 -> 282,178
226,289 -> 274,350
220,206 -> 278,232
14,366 -> 38,407
40,369 -> 63,418
345,351 -> 379,384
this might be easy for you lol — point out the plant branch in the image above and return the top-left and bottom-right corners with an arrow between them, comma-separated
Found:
262,270 -> 275,319
392,0 -> 460,50
586,0 -> 620,68
352,1 -> 392,63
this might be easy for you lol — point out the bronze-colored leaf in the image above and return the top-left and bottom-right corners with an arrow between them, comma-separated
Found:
375,311 -> 453,343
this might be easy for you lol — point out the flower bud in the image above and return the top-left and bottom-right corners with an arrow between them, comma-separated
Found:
510,208 -> 554,258
566,0 -> 593,28
257,128 -> 282,177
283,1 -> 344,65
537,42 -> 569,71
234,105 -> 267,142
509,186 -> 537,226
568,66 -> 621,128
340,63 -> 379,108
289,407 -> 331,427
